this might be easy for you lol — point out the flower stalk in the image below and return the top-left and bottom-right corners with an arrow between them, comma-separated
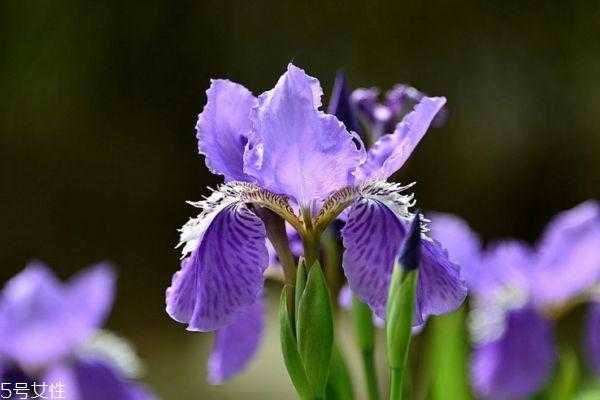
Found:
352,296 -> 380,400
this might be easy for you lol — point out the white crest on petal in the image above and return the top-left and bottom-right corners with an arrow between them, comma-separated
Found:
76,330 -> 145,378
178,182 -> 298,258
469,285 -> 529,343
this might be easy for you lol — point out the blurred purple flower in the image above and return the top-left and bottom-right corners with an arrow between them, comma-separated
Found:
347,81 -> 448,143
430,200 -> 600,399
167,64 -> 465,382
0,263 -> 156,400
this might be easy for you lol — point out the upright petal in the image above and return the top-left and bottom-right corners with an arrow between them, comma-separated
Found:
471,307 -> 555,399
166,203 -> 268,331
327,71 -> 360,135
208,298 -> 264,384
429,213 -> 482,289
477,240 -> 535,298
341,197 -> 466,322
244,64 -> 365,204
353,96 -> 446,183
415,239 -> 467,325
0,263 -> 113,369
584,302 -> 600,376
66,263 -> 116,337
533,200 -> 600,304
197,79 -> 257,182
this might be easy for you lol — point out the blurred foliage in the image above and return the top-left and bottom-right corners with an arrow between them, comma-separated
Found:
1,1 -> 600,398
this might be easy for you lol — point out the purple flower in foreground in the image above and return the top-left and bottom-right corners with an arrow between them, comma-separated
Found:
167,64 -> 466,383
0,263 -> 155,400
431,200 -> 600,399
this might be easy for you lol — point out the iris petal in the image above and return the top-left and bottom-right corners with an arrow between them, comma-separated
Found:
341,198 -> 466,323
69,357 -> 155,400
196,79 -> 257,182
471,308 -> 555,399
208,298 -> 264,384
354,96 -> 446,183
429,212 -> 482,287
0,263 -> 115,369
244,64 -> 365,204
533,200 -> 600,304
584,302 -> 600,376
166,203 -> 268,331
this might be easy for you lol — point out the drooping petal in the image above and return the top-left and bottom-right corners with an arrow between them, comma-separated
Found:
244,64 -> 365,205
584,302 -> 600,376
44,362 -> 81,400
414,239 -> 467,325
208,297 -> 264,384
353,96 -> 446,183
327,71 -> 361,135
196,79 -> 257,182
341,197 -> 466,322
533,200 -> 600,304
0,263 -> 114,369
69,357 -> 155,400
429,213 -> 482,290
341,198 -> 405,318
166,203 -> 268,331
471,307 -> 555,399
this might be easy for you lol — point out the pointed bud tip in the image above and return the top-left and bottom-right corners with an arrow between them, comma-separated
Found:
399,212 -> 421,272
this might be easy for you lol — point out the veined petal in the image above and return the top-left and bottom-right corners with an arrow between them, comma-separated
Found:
0,263 -> 115,369
471,308 -> 555,399
533,200 -> 600,304
415,239 -> 467,325
244,64 -> 365,205
584,302 -> 600,376
341,187 -> 466,322
341,198 -> 405,318
197,79 -> 257,182
429,213 -> 482,290
353,96 -> 446,183
166,203 -> 268,331
208,297 -> 264,384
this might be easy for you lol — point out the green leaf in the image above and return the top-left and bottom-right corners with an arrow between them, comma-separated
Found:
280,285 -> 313,400
297,262 -> 334,398
427,306 -> 470,400
325,344 -> 355,400
295,257 -> 308,332
548,347 -> 579,400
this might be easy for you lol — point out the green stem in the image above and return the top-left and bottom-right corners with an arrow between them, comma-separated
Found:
352,297 -> 380,400
361,348 -> 381,400
389,368 -> 403,400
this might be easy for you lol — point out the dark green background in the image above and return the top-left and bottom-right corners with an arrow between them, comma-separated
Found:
1,1 -> 599,399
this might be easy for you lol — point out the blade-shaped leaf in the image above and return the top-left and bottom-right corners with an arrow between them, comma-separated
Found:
280,285 -> 313,400
297,262 -> 334,398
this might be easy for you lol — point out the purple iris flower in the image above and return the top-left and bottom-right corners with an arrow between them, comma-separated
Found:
167,64 -> 466,383
349,81 -> 448,144
0,262 -> 155,400
431,200 -> 600,399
